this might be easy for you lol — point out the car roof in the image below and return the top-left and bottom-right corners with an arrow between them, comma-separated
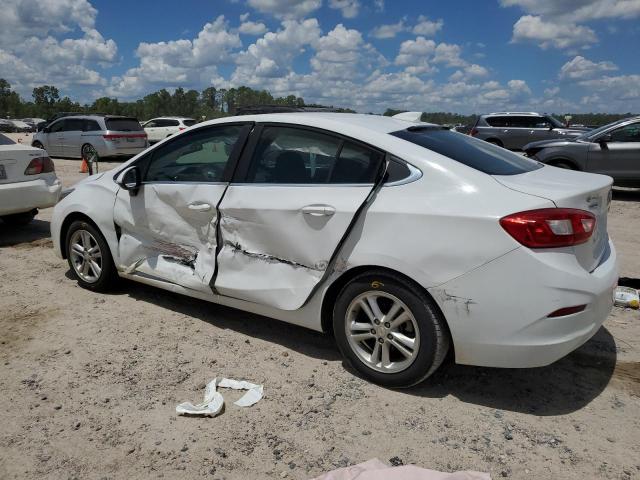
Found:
150,116 -> 195,120
484,112 -> 541,117
202,112 -> 428,135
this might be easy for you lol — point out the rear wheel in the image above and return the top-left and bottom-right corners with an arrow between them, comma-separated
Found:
65,220 -> 118,291
486,138 -> 503,147
551,161 -> 576,170
1,209 -> 36,226
333,271 -> 450,388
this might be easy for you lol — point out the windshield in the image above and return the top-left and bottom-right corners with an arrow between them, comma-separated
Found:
0,133 -> 16,145
391,127 -> 542,175
577,118 -> 631,140
105,118 -> 143,132
546,115 -> 565,128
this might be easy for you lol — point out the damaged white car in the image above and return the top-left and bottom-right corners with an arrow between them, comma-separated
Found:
51,113 -> 617,387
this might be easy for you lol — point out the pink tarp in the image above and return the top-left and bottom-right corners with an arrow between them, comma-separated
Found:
312,459 -> 491,480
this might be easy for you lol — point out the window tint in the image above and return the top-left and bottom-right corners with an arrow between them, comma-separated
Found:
49,120 -> 64,133
145,120 -> 158,128
246,127 -> 384,184
106,118 -> 143,131
61,119 -> 84,132
610,123 -> 640,142
83,120 -> 101,132
165,119 -> 180,127
0,133 -> 15,145
391,127 -> 542,176
144,125 -> 243,183
183,119 -> 197,127
485,116 -> 507,127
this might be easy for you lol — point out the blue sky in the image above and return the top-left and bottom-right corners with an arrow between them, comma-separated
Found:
1,0 -> 639,113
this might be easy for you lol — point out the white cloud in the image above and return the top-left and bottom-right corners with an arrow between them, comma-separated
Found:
449,64 -> 489,81
370,20 -> 406,39
511,15 -> 597,49
239,20 -> 268,35
579,75 -> 640,103
246,0 -> 322,19
559,55 -> 618,79
503,0 -> 640,50
433,42 -> 467,67
412,15 -> 443,36
329,0 -> 360,18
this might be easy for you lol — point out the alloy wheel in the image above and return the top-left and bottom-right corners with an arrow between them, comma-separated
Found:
345,291 -> 420,373
69,229 -> 102,283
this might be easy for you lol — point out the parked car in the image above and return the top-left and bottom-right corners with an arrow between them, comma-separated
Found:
524,116 -> 640,187
470,112 -> 590,150
32,115 -> 148,161
9,119 -> 33,133
51,113 -> 617,387
21,118 -> 46,130
0,119 -> 17,133
0,133 -> 62,225
143,117 -> 197,143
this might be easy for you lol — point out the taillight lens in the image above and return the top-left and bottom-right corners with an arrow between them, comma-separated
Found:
24,156 -> 55,175
469,128 -> 478,137
500,208 -> 596,248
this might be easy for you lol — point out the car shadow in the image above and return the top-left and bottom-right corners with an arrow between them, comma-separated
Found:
403,326 -> 617,416
618,277 -> 640,289
612,187 -> 640,202
99,278 -> 344,362
0,219 -> 51,247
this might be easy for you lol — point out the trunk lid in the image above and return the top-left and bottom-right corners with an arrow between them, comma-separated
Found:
493,165 -> 613,272
0,144 -> 47,185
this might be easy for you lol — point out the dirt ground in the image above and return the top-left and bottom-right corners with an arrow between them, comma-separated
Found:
1,141 -> 639,479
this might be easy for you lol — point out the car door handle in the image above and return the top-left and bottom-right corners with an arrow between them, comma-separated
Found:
302,205 -> 335,216
188,202 -> 211,212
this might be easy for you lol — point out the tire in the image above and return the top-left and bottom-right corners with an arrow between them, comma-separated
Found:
551,161 -> 576,170
65,220 -> 118,292
333,271 -> 450,388
1,209 -> 36,226
486,139 -> 503,147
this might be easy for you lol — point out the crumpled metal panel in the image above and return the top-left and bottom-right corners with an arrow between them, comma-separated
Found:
213,185 -> 373,310
113,183 -> 225,294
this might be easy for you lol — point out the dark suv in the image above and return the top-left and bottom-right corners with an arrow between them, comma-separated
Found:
470,112 -> 590,150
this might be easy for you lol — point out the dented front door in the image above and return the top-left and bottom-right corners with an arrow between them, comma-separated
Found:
113,124 -> 251,294
213,125 -> 385,310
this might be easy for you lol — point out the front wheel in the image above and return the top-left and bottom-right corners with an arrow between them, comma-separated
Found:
66,220 -> 118,291
333,271 -> 450,388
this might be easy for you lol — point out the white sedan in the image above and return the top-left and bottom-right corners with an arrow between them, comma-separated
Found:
0,133 -> 62,225
50,113 -> 617,387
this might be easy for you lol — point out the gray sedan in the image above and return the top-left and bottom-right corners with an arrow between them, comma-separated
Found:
524,116 -> 640,187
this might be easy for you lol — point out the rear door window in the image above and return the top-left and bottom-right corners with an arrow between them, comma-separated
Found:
83,120 -> 101,132
485,117 -> 508,127
106,118 -> 143,132
391,127 -> 542,175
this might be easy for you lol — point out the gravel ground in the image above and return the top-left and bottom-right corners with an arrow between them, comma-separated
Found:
1,142 -> 639,479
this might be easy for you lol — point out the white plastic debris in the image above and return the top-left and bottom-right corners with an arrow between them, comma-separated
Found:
614,286 -> 639,309
176,378 -> 263,417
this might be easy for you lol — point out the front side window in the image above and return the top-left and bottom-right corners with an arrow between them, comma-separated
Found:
246,126 -> 384,184
0,133 -> 15,145
144,125 -> 244,183
610,123 -> 640,142
49,120 -> 65,133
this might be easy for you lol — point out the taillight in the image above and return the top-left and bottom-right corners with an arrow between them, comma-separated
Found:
179,127 -> 186,131
469,128 -> 478,136
499,208 -> 596,248
24,156 -> 55,175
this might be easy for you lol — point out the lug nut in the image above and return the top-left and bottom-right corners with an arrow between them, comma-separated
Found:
378,338 -> 384,344
370,329 -> 376,335
384,322 -> 391,328
387,334 -> 393,340
374,319 -> 380,325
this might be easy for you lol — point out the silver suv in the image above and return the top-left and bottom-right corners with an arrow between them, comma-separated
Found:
32,115 -> 148,161
470,112 -> 590,150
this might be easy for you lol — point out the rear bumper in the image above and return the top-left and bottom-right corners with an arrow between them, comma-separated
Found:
0,176 -> 62,215
429,239 -> 618,368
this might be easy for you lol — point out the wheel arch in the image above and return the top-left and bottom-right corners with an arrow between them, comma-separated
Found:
59,212 -> 104,259
485,138 -> 503,147
320,265 -> 453,350
546,157 -> 581,170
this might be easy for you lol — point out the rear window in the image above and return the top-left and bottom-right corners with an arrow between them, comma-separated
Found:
105,118 -> 143,132
0,133 -> 15,145
183,119 -> 197,126
391,127 -> 542,176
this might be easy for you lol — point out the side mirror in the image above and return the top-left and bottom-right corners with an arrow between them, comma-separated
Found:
117,166 -> 141,195
598,133 -> 612,148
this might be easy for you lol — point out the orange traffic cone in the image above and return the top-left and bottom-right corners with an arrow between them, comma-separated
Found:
79,158 -> 89,173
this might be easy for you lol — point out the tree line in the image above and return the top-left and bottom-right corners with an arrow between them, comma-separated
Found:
0,78 -> 635,127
